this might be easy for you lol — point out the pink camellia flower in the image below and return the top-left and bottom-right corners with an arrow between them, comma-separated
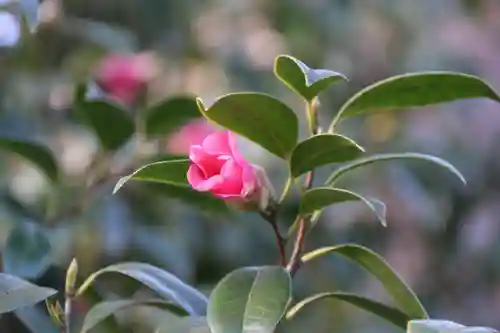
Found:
166,118 -> 217,155
96,52 -> 158,104
187,131 -> 274,211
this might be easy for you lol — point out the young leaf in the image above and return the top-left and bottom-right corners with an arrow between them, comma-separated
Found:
289,134 -> 364,177
0,138 -> 59,182
274,55 -> 347,101
408,319 -> 498,333
302,244 -> 428,320
3,220 -> 52,280
77,262 -> 208,316
329,72 -> 500,129
0,273 -> 57,314
145,95 -> 203,138
81,299 -> 188,333
286,292 -> 410,329
300,187 -> 386,226
199,93 -> 298,159
74,86 -> 135,151
113,159 -> 190,194
325,153 -> 466,186
207,266 -> 291,333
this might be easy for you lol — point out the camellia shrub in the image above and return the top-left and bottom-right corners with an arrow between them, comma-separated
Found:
1,5 -> 500,333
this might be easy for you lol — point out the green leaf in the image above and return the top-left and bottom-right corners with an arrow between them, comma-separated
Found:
207,266 -> 291,333
77,262 -> 208,316
300,187 -> 386,226
325,153 -> 466,186
289,134 -> 364,177
15,306 -> 60,333
81,299 -> 188,333
302,244 -> 428,319
113,159 -> 190,194
286,292 -> 410,329
274,55 -> 347,101
330,72 -> 500,129
0,273 -> 57,314
157,316 -> 211,333
408,319 -> 499,333
19,0 -> 39,31
0,138 -> 59,182
199,93 -> 298,159
145,95 -> 203,138
75,86 -> 135,150
3,220 -> 52,280
147,183 -> 230,214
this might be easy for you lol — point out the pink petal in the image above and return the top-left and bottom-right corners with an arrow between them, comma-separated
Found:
189,145 -> 226,178
194,175 -> 224,192
216,159 -> 244,196
241,164 -> 258,197
187,164 -> 205,188
227,131 -> 246,163
202,131 -> 233,156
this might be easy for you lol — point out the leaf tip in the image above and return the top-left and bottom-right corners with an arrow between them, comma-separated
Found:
112,175 -> 131,194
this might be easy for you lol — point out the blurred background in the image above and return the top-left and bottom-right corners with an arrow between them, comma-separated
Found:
1,0 -> 500,332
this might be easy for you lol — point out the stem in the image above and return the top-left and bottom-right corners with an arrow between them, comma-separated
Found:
64,298 -> 72,333
286,100 -> 318,275
278,177 -> 293,204
260,210 -> 287,267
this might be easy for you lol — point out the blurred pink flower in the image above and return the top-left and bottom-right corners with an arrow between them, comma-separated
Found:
166,118 -> 217,155
96,52 -> 158,104
187,131 -> 273,210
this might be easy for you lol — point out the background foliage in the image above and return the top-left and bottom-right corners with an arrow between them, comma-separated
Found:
1,0 -> 500,332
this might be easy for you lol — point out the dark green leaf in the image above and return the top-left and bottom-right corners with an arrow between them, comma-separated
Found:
3,220 -> 52,280
147,183 -> 229,214
77,262 -> 208,316
286,292 -> 410,329
408,319 -> 498,333
113,159 -> 190,194
330,72 -> 500,129
0,138 -> 59,182
199,93 -> 298,159
289,134 -> 364,177
75,96 -> 134,151
0,273 -> 57,314
207,266 -> 291,333
302,244 -> 428,319
300,187 -> 386,226
81,299 -> 188,333
274,55 -> 347,101
145,95 -> 203,138
325,153 -> 466,185
15,306 -> 59,333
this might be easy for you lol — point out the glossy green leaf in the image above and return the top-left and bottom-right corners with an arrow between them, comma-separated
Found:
0,138 -> 59,182
326,153 -> 466,186
113,159 -> 190,194
75,89 -> 134,150
81,299 -> 188,333
199,93 -> 298,159
0,273 -> 57,314
330,72 -> 500,129
300,187 -> 386,226
286,292 -> 410,329
207,266 -> 291,333
302,244 -> 428,319
145,95 -> 203,138
289,134 -> 364,177
274,55 -> 347,101
3,221 -> 52,280
77,262 -> 208,316
408,319 -> 498,333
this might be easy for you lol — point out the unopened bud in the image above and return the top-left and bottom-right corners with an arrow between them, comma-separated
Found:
65,258 -> 78,295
